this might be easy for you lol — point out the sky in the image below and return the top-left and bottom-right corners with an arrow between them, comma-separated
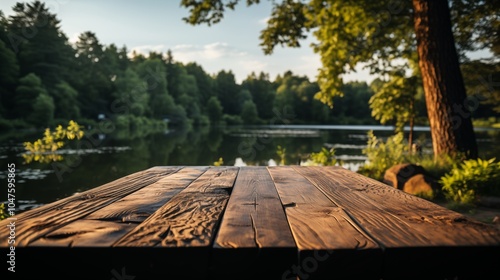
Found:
0,0 -> 377,84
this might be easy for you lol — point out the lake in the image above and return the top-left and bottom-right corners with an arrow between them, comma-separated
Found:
2,124 -> 499,214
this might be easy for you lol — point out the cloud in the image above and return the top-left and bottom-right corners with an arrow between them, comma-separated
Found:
173,42 -> 246,61
258,17 -> 270,26
128,44 -> 167,57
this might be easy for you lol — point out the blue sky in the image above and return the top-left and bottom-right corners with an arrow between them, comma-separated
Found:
0,0 -> 377,84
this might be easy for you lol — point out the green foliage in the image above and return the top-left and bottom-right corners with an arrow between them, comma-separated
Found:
213,157 -> 224,166
358,131 -> 407,181
240,100 -> 260,124
22,120 -> 85,163
242,72 -> 276,119
215,70 -> 241,115
207,96 -> 223,124
276,145 -> 286,165
0,203 -> 9,220
440,158 -> 500,206
0,203 -> 10,221
51,82 -> 80,120
369,74 -> 422,133
309,147 -> 339,166
14,73 -> 46,119
1,0 -> 497,135
29,93 -> 55,127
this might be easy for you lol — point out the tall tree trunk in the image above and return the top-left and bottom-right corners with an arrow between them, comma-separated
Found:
412,0 -> 478,159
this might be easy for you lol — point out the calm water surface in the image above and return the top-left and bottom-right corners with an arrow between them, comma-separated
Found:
1,124 -> 499,214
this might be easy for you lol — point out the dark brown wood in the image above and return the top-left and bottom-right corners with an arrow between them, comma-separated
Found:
295,166 -> 500,279
211,166 -> 296,279
114,166 -> 238,247
1,166 -> 499,280
0,166 -> 180,246
109,166 -> 240,279
29,167 -> 208,247
86,166 -> 208,222
268,166 -> 381,280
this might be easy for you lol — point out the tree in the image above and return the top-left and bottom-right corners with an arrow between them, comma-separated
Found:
185,62 -> 215,105
241,100 -> 260,124
369,73 -> 422,150
14,73 -> 53,126
8,1 -> 74,88
180,0 -> 498,159
241,72 -> 276,119
13,73 -> 42,115
73,31 -> 113,118
112,68 -> 149,117
29,91 -> 55,127
0,40 -> 19,118
207,96 -> 223,124
214,70 -> 241,115
134,58 -> 171,119
52,81 -> 80,120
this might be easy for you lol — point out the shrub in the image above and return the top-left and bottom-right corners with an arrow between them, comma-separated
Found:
309,147 -> 339,166
358,131 -> 407,181
440,158 -> 500,206
0,203 -> 9,220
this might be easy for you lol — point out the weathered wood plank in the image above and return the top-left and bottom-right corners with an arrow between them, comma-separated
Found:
268,166 -> 382,280
294,166 -> 500,247
114,166 -> 238,247
29,220 -> 137,247
0,166 -> 181,246
110,166 -> 239,279
85,166 -> 209,222
211,166 -> 296,279
29,167 -> 208,247
295,166 -> 500,279
326,166 -> 500,246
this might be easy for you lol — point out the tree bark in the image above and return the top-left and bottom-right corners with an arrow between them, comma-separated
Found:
412,0 -> 478,159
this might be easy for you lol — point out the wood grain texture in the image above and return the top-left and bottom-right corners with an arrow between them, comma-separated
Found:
29,220 -> 137,247
328,167 -> 500,246
0,166 -> 180,246
295,166 -> 500,247
114,166 -> 238,247
85,166 -> 208,222
268,166 -> 379,250
269,166 -> 381,280
211,167 -> 296,279
27,167 -> 208,247
295,166 -> 500,280
214,166 -> 295,248
2,165 -> 499,280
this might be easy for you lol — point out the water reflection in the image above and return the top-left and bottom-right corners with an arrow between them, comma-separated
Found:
1,125 -> 499,214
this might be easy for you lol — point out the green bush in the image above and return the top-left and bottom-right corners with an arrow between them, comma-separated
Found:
0,203 -> 9,220
440,158 -> 500,206
309,147 -> 339,166
358,131 -> 407,181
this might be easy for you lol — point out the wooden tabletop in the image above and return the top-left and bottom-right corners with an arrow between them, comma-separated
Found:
1,166 -> 499,280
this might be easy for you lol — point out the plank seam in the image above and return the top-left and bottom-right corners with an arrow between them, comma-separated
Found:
291,166 -> 387,252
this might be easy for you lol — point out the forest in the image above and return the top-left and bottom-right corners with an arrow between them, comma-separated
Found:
0,1 -> 498,135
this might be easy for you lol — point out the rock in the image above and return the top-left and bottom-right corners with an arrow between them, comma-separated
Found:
402,174 -> 439,199
493,216 -> 500,224
384,163 -> 426,190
